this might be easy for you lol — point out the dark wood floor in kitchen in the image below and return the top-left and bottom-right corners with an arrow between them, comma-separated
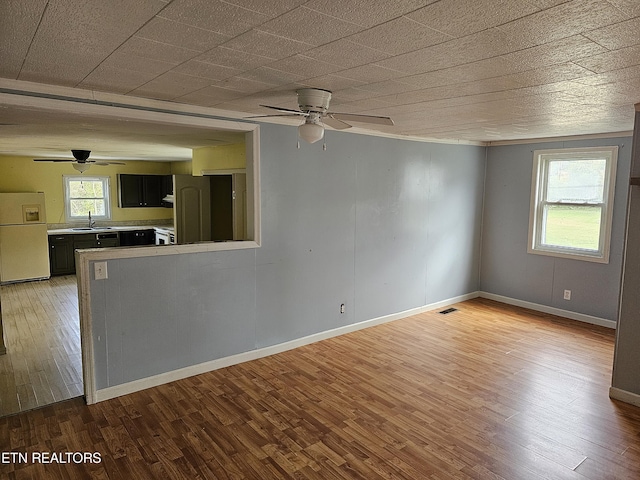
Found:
0,275 -> 83,417
2,298 -> 640,479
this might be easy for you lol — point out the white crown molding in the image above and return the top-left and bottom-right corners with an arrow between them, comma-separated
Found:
486,131 -> 633,146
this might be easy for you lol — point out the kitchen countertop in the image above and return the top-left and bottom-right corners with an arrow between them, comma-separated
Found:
48,225 -> 173,235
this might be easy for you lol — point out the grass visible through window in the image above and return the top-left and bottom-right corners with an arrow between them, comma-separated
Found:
542,205 -> 601,251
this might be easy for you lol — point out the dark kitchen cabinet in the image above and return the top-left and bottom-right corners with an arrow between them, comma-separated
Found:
120,229 -> 155,246
118,174 -> 171,208
49,232 -> 121,276
73,232 -> 119,249
48,235 -> 75,276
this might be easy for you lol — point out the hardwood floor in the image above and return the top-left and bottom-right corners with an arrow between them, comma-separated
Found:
2,298 -> 640,479
0,276 -> 83,417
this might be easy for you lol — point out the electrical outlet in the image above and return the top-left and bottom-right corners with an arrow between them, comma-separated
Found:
94,261 -> 108,280
563,289 -> 571,300
340,303 -> 345,314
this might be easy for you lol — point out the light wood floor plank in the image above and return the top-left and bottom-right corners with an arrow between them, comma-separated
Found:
0,275 -> 82,416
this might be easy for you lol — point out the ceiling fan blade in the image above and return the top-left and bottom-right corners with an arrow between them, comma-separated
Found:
324,115 -> 352,130
93,161 -> 126,165
246,113 -> 308,119
328,112 -> 394,126
34,158 -> 73,162
259,104 -> 306,114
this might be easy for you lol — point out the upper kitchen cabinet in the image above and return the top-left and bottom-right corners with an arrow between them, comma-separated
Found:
118,174 -> 172,208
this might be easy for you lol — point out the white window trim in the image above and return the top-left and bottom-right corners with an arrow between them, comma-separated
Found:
64,175 -> 111,222
528,146 -> 618,264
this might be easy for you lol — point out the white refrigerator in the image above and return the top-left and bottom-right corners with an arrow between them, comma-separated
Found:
0,192 -> 51,283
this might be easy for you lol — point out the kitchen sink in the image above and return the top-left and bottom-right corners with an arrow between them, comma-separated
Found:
72,227 -> 112,231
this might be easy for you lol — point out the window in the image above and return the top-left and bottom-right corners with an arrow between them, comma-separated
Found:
64,175 -> 111,222
528,146 -> 617,263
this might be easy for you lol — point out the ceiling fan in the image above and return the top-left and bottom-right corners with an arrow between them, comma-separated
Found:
247,88 -> 394,144
34,149 -> 125,172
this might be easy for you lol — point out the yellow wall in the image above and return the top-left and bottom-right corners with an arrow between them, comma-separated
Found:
170,160 -> 192,175
192,144 -> 245,175
0,155 -> 174,225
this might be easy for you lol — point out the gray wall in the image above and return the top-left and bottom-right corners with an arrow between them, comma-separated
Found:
89,123 -> 486,390
480,136 -> 631,321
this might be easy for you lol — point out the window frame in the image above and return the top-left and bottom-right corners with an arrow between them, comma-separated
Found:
63,175 -> 112,223
528,146 -> 618,264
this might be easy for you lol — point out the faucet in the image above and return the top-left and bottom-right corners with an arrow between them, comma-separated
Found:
88,211 -> 95,228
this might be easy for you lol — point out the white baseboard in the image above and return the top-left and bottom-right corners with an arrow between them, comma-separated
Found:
609,387 -> 640,407
93,291 -> 480,403
479,292 -> 616,329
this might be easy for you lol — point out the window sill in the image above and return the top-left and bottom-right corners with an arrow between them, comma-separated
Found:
527,246 -> 609,264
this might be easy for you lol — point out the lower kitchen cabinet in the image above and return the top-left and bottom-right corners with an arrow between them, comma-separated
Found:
48,232 -> 121,276
48,235 -> 75,276
119,229 -> 155,246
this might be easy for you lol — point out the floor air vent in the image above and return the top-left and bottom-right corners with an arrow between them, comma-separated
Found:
439,307 -> 458,314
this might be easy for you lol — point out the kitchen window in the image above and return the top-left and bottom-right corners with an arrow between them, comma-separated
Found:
528,146 -> 617,263
64,175 -> 111,222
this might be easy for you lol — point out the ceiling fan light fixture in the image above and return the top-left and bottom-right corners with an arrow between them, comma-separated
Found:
298,117 -> 324,144
72,163 -> 90,173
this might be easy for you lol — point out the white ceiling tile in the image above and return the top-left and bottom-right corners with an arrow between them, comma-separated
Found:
406,0 -> 540,38
402,57 -> 524,89
504,62 -> 596,89
335,64 -> 406,83
572,64 -> 640,85
98,51 -> 176,76
500,35 -> 608,70
375,28 -> 532,75
0,0 -> 47,78
355,79 -> 419,95
606,0 -> 640,17
303,39 -> 390,69
304,0 -> 437,27
157,0 -> 269,36
174,85 -> 245,106
78,66 -> 155,94
2,0 -> 640,146
347,16 -> 453,56
21,0 -> 166,82
172,60 -> 240,81
300,74 -> 367,91
222,30 -> 313,60
128,72 -> 212,100
256,6 -> 364,46
239,67 -> 305,86
496,0 -> 630,46
213,76 -> 275,94
194,47 -> 273,70
117,36 -> 200,65
135,17 -> 231,52
267,55 -> 344,78
322,86 -> 383,103
574,45 -> 640,73
221,0 -> 307,17
18,60 -> 91,87
327,97 -> 397,113
584,17 -> 640,50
